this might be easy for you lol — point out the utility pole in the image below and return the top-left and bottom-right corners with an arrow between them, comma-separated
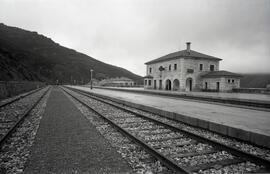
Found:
70,76 -> 73,85
90,69 -> 93,90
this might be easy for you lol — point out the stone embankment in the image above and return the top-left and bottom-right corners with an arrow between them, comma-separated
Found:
0,81 -> 46,99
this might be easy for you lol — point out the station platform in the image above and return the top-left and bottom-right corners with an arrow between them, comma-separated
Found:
24,87 -> 132,173
69,86 -> 270,148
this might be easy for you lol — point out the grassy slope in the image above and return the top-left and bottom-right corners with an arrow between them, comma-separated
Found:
240,73 -> 270,88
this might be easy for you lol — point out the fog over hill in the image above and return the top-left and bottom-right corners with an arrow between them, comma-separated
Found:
0,23 -> 143,84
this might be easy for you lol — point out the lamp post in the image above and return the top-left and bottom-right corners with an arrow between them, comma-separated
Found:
90,69 -> 93,90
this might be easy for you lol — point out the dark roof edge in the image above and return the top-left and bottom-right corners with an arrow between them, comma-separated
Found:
143,75 -> 154,78
201,71 -> 243,78
145,56 -> 222,65
202,74 -> 243,78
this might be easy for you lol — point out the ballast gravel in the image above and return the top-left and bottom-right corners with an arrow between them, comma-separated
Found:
159,143 -> 213,156
174,151 -> 234,167
196,161 -> 262,174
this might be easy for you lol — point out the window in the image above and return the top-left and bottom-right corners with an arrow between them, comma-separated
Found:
228,79 -> 230,83
169,65 -> 171,71
210,65 -> 214,71
200,64 -> 203,71
232,79 -> 235,83
149,68 -> 152,73
174,64 -> 177,70
144,80 -> 147,85
148,79 -> 152,86
205,82 -> 208,90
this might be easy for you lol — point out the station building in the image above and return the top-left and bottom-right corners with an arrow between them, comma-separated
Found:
144,42 -> 241,92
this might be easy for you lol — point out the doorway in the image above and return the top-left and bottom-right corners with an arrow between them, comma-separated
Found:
159,80 -> 162,90
216,82 -> 220,91
186,78 -> 193,91
165,79 -> 172,90
173,79 -> 180,91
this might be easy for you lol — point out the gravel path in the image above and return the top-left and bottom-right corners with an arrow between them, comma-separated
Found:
23,87 -> 132,173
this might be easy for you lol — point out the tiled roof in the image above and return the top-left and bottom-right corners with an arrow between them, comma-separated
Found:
145,49 -> 222,65
201,70 -> 242,78
143,75 -> 153,79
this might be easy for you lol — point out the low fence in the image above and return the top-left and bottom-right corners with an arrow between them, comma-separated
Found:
0,81 -> 46,99
233,88 -> 270,94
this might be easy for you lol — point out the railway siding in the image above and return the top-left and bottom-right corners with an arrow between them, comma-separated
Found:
0,87 -> 50,173
63,87 -> 270,173
68,86 -> 270,149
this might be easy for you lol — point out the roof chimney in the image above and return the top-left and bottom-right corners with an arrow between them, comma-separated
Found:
186,42 -> 191,53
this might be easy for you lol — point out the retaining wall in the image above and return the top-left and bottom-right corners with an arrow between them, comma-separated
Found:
233,88 -> 270,94
0,81 -> 46,99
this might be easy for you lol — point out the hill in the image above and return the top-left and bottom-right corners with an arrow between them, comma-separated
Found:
0,23 -> 143,84
240,73 -> 270,88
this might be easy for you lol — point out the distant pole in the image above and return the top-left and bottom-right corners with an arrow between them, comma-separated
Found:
90,69 -> 93,90
71,76 -> 73,85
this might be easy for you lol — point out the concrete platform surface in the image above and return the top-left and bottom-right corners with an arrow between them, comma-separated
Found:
90,86 -> 270,103
24,87 -> 132,173
70,86 -> 270,148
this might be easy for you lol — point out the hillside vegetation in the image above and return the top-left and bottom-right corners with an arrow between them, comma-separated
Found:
240,74 -> 270,88
0,23 -> 143,84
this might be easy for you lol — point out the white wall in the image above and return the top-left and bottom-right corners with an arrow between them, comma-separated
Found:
202,77 -> 240,92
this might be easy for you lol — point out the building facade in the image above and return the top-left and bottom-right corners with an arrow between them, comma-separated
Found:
144,42 -> 241,92
100,77 -> 134,87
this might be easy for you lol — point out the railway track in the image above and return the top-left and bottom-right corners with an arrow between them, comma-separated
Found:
0,86 -> 46,108
0,86 -> 50,149
63,86 -> 270,174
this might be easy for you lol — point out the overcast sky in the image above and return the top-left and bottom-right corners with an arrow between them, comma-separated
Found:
1,0 -> 269,76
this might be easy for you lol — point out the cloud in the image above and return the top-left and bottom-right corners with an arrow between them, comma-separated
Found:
0,0 -> 269,76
